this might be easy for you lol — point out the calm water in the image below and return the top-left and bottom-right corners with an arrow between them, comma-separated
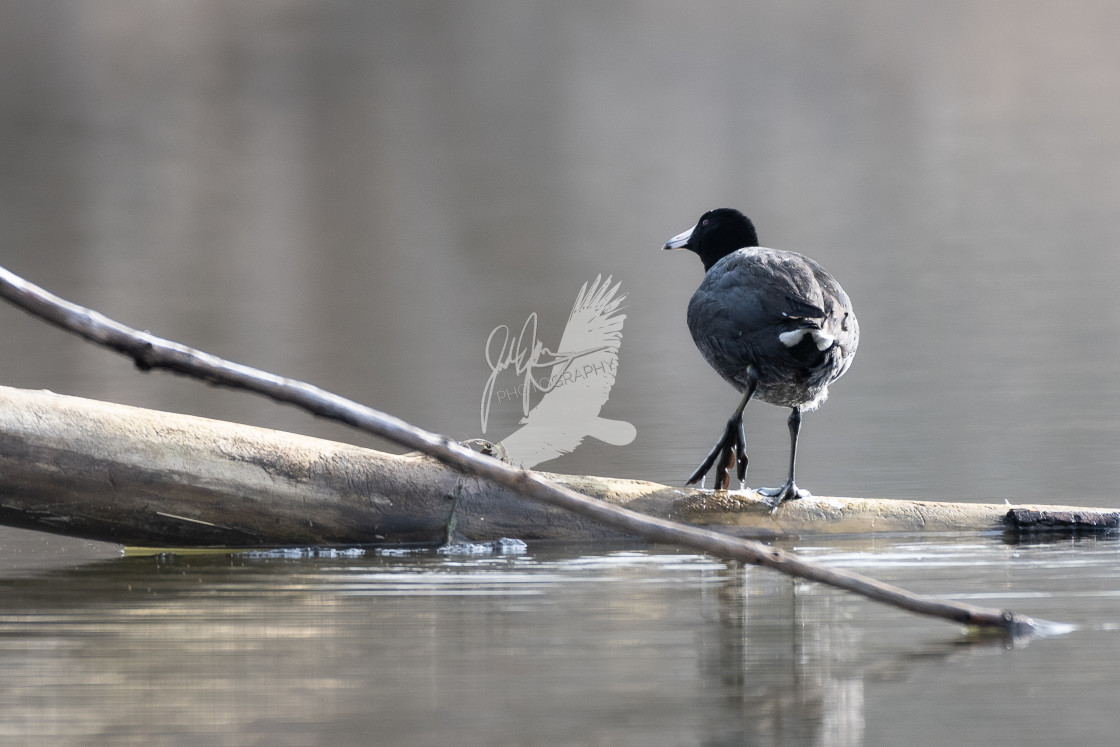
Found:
3,1 -> 1120,743
0,535 -> 1118,745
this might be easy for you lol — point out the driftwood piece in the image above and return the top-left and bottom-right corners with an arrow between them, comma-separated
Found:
2,385 -> 1114,548
0,385 -> 630,546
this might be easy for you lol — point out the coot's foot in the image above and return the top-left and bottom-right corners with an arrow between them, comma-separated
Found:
686,415 -> 747,491
756,482 -> 810,508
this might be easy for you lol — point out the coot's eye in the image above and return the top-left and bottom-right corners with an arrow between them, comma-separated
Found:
701,219 -> 709,226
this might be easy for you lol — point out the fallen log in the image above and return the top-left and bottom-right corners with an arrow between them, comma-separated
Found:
1,385 -> 1114,547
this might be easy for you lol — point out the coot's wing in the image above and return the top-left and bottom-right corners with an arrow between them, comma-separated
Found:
799,252 -> 859,368
692,249 -> 829,333
687,249 -> 850,389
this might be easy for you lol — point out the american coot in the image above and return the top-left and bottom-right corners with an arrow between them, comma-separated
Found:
664,208 -> 858,507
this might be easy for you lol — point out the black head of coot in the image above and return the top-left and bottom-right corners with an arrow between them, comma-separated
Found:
663,208 -> 760,271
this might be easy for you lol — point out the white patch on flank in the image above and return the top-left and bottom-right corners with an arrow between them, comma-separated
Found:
812,331 -> 835,350
779,328 -> 834,350
778,329 -> 807,347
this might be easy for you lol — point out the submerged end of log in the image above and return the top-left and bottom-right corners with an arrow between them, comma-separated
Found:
548,474 -> 1120,539
0,384 -> 1116,547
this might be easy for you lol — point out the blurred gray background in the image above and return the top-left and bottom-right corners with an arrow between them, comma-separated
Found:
3,0 -> 1120,505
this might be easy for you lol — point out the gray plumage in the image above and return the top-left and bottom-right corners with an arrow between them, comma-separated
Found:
687,247 -> 857,411
664,208 -> 858,505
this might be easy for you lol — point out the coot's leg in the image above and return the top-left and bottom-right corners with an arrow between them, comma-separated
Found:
687,366 -> 757,490
757,407 -> 811,507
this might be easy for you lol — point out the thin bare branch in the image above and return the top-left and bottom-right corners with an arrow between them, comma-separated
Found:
0,264 -> 1040,635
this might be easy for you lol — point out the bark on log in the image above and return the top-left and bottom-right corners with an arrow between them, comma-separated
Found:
0,385 -> 1114,547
